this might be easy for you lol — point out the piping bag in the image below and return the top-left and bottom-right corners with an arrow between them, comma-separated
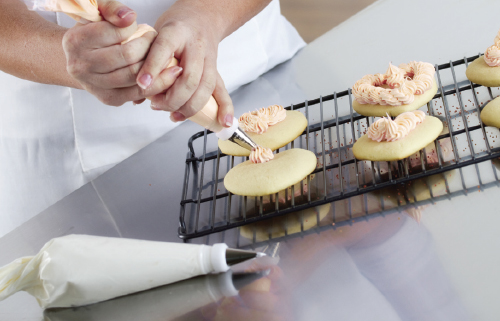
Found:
43,270 -> 267,320
24,0 -> 258,151
0,234 -> 264,308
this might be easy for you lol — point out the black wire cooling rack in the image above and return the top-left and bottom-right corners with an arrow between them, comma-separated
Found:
178,54 -> 500,240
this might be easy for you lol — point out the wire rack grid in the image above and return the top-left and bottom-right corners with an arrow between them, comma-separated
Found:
178,54 -> 500,240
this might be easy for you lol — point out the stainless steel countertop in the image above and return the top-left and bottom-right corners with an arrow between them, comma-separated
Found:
3,0 -> 500,319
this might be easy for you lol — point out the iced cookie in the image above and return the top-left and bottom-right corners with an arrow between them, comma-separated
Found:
352,110 -> 443,161
224,148 -> 317,196
466,29 -> 500,87
218,109 -> 308,156
352,62 -> 438,117
240,203 -> 331,242
480,96 -> 500,128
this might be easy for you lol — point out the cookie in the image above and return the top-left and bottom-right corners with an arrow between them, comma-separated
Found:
224,148 -> 317,196
218,110 -> 307,156
352,116 -> 443,161
466,56 -> 500,87
480,96 -> 500,128
353,80 -> 438,117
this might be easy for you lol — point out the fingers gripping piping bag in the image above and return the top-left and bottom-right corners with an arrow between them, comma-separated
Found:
24,0 -> 259,151
0,235 -> 262,308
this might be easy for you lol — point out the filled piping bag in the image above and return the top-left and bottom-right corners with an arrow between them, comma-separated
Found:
0,235 -> 246,308
24,0 -> 259,151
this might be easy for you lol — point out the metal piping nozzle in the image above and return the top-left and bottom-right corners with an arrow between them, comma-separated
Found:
227,127 -> 258,151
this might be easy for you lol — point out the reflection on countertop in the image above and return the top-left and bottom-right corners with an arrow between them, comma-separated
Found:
44,270 -> 269,321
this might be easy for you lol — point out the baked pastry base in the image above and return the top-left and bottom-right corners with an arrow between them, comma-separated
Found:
224,148 -> 316,196
480,96 -> 500,128
218,110 -> 307,156
352,81 -> 438,117
466,56 -> 500,87
352,116 -> 443,161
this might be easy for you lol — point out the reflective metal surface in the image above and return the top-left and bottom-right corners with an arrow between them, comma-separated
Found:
2,0 -> 500,319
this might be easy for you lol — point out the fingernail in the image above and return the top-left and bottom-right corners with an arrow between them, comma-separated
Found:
117,8 -> 134,19
224,114 -> 233,127
171,111 -> 185,122
170,66 -> 183,76
150,103 -> 161,111
138,73 -> 152,89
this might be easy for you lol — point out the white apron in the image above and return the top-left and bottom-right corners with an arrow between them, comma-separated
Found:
0,0 -> 305,236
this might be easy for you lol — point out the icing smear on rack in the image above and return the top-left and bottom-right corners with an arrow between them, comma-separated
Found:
239,105 -> 286,133
367,110 -> 426,142
250,146 -> 274,163
484,29 -> 500,66
352,62 -> 435,106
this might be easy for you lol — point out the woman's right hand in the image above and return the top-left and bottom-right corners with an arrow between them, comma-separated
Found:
62,1 -> 182,106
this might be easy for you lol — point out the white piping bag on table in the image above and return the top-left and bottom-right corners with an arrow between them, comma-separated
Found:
23,0 -> 259,151
0,234 -> 263,308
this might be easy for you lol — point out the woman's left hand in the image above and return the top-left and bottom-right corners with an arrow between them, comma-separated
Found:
136,0 -> 234,128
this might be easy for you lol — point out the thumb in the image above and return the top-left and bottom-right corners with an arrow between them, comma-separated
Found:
98,0 -> 136,28
213,74 -> 234,128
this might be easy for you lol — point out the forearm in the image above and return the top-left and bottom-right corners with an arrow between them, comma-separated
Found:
156,0 -> 272,41
0,0 -> 82,89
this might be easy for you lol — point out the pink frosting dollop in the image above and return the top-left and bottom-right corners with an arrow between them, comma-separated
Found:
238,105 -> 287,133
352,61 -> 435,106
367,110 -> 426,142
249,146 -> 274,163
239,112 -> 268,134
484,29 -> 500,67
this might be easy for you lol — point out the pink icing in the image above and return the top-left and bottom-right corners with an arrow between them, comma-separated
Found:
484,29 -> 500,67
239,112 -> 268,134
367,110 -> 426,142
239,105 -> 287,133
249,146 -> 274,163
352,61 -> 435,106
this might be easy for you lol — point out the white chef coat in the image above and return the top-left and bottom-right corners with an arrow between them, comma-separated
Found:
0,0 -> 305,237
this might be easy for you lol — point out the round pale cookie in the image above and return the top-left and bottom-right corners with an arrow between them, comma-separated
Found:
480,97 -> 500,128
224,148 -> 317,196
352,80 -> 438,117
352,116 -> 443,161
240,203 -> 331,242
218,110 -> 307,156
466,56 -> 500,87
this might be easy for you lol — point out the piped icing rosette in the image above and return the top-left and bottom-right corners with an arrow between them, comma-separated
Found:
239,105 -> 286,133
352,62 -> 435,106
367,110 -> 426,142
484,29 -> 500,67
249,146 -> 274,164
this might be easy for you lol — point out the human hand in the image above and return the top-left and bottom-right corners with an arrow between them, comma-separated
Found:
62,0 -> 182,106
136,1 -> 234,127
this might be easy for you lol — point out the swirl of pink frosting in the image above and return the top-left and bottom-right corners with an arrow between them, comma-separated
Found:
258,105 -> 287,125
484,45 -> 500,67
249,146 -> 274,163
239,113 -> 268,134
385,63 -> 405,88
386,119 -> 409,142
484,29 -> 500,67
238,105 -> 287,134
352,62 -> 435,106
367,110 -> 426,142
367,118 -> 388,142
